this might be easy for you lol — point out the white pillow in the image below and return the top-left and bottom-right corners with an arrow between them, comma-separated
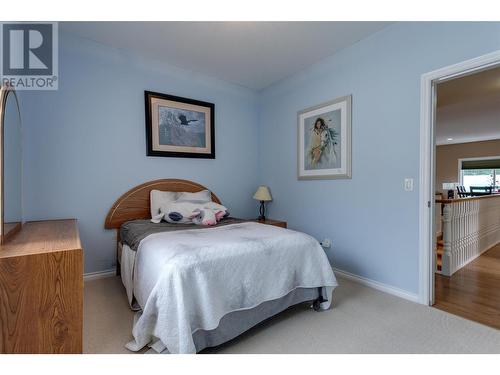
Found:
150,190 -> 178,218
177,190 -> 212,203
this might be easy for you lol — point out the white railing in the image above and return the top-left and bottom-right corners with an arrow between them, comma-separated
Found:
439,195 -> 500,276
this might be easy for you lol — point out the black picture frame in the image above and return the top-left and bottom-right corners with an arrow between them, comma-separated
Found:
144,91 -> 215,159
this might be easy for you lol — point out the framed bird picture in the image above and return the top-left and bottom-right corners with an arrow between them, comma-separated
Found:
297,95 -> 352,180
145,91 -> 215,158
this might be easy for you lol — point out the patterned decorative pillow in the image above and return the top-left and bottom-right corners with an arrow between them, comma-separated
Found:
152,200 -> 228,225
191,208 -> 227,226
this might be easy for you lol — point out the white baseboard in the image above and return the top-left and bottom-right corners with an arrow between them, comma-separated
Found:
84,268 -> 116,281
333,267 -> 420,304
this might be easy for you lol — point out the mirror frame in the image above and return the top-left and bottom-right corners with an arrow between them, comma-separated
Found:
0,84 -> 23,243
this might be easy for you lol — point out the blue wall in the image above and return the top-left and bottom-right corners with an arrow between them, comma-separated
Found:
19,33 -> 260,273
18,23 -> 500,295
258,22 -> 500,294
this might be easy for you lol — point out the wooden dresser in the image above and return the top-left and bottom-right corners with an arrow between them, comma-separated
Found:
0,219 -> 83,353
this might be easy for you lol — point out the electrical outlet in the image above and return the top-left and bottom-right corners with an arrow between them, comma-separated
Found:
320,238 -> 332,248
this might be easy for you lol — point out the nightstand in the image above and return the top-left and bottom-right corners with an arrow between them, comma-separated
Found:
253,219 -> 287,228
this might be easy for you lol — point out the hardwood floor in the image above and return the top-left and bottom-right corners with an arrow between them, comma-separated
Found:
434,243 -> 500,330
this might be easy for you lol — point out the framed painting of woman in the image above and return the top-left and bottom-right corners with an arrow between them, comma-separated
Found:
297,95 -> 352,180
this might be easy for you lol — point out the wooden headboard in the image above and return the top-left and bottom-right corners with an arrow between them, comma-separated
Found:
104,179 -> 221,229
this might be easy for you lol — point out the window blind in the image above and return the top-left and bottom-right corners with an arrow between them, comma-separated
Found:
461,158 -> 500,170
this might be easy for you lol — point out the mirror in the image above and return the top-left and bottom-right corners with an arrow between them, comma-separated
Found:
0,86 -> 22,243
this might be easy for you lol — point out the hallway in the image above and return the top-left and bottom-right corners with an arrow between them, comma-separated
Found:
434,243 -> 500,329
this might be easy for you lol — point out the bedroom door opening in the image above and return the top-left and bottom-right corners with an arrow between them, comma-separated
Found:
419,50 -> 500,309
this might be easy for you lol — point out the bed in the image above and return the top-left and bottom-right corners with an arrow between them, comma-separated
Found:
105,179 -> 338,354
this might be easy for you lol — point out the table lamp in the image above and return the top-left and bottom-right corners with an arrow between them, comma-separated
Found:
442,182 -> 458,199
253,186 -> 272,221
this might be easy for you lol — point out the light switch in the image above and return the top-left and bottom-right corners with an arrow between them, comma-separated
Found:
404,178 -> 414,191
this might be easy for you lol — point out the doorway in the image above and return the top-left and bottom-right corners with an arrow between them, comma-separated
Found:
419,51 -> 500,326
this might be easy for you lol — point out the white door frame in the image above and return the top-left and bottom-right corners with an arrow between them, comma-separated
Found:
419,50 -> 500,305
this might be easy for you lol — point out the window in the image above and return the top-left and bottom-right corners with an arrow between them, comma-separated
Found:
460,158 -> 500,192
461,169 -> 496,191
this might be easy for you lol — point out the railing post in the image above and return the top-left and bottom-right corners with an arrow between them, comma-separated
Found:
442,203 -> 452,276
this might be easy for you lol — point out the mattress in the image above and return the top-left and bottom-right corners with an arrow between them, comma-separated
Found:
120,217 -> 247,252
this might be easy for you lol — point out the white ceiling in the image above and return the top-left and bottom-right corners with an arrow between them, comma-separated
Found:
436,66 -> 500,145
60,21 -> 391,90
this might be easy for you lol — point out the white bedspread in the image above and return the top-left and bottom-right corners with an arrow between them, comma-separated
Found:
125,222 -> 337,354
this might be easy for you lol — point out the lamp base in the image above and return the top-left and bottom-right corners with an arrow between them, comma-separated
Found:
257,201 -> 266,221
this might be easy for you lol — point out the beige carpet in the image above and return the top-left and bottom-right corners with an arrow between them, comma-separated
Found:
84,276 -> 500,354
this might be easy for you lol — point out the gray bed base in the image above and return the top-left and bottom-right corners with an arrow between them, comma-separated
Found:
194,287 -> 321,353
146,287 -> 323,354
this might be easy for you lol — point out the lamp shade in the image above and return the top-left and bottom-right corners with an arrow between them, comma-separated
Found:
253,186 -> 272,201
442,182 -> 458,190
